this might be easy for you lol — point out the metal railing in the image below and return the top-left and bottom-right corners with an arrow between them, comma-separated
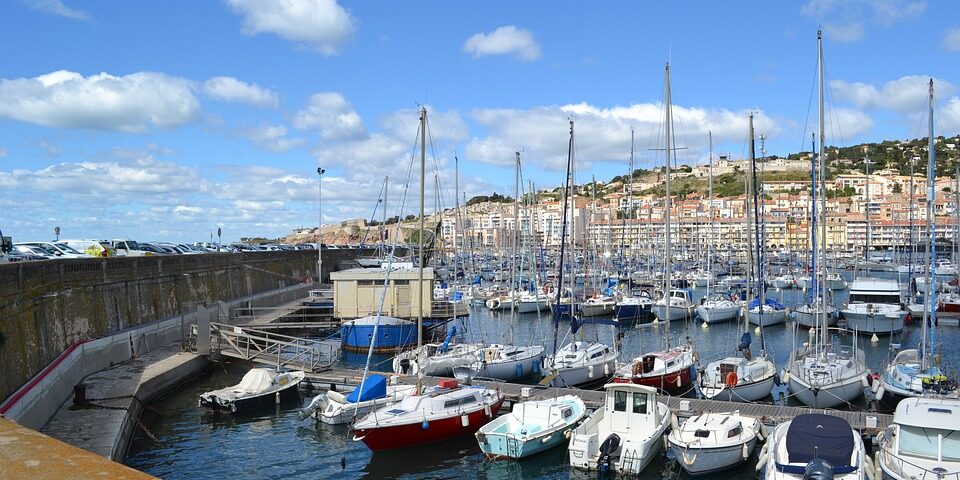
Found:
209,322 -> 339,372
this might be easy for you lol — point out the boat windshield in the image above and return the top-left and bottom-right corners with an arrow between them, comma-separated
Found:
899,426 -> 960,461
849,294 -> 901,304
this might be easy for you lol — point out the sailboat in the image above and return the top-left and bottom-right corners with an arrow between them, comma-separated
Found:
453,152 -> 545,383
746,129 -> 788,327
541,120 -> 620,389
783,30 -> 870,409
613,64 -> 696,396
695,131 -> 741,324
874,80 -> 959,412
794,135 -> 837,328
391,108 -> 483,378
352,108 -> 504,452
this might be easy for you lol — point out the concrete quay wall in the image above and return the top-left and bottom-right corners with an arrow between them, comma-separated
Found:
0,249 -> 371,417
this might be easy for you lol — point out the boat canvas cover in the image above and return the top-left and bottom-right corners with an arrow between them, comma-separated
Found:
785,414 -> 854,469
236,369 -> 277,394
749,297 -> 785,310
346,374 -> 387,403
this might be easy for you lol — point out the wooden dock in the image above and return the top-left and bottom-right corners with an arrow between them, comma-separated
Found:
301,368 -> 892,434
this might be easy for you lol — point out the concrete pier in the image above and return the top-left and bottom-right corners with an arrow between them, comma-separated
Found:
0,417 -> 155,480
41,344 -> 208,461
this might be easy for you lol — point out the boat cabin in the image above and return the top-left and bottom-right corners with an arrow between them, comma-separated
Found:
889,398 -> 960,464
847,278 -> 903,305
603,383 -> 661,433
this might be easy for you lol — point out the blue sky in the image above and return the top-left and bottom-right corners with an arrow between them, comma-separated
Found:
1,0 -> 959,242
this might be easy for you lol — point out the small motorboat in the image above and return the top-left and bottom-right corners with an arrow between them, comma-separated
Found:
568,382 -> 670,475
612,342 -> 696,396
199,368 -> 305,414
476,395 -> 586,459
351,379 -> 503,452
759,413 -> 866,480
299,374 -> 416,425
668,411 -> 763,475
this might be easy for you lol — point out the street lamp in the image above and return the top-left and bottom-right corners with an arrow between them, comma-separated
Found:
317,167 -> 325,285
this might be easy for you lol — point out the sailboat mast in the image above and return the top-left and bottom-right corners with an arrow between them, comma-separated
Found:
749,114 -> 766,332
553,121 -> 575,355
511,152 -> 520,320
866,151 -> 872,261
708,131 -> 713,298
664,63 -> 673,334
817,30 -> 829,350
922,79 -> 936,369
417,107 -> 426,348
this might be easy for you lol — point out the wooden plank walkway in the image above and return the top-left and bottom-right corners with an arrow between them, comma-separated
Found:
301,368 -> 892,434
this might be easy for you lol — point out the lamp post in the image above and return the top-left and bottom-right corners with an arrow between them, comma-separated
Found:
317,167 -> 325,285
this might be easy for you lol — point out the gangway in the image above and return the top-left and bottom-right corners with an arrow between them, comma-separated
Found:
205,322 -> 340,372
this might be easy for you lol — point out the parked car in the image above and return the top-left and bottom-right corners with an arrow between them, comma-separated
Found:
108,239 -> 155,257
17,242 -> 93,258
61,239 -> 113,257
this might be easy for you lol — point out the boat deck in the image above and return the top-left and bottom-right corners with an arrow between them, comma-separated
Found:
301,368 -> 892,433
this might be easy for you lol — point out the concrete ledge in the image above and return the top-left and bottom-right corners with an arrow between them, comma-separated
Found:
0,417 -> 155,480
40,344 -> 209,461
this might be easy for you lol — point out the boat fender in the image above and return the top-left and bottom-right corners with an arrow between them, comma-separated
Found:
564,429 -> 572,439
781,370 -> 791,383
803,458 -> 835,480
588,366 -> 594,379
861,375 -> 869,388
675,375 -> 682,387
742,443 -> 750,460
516,363 -> 524,379
864,455 -> 877,480
604,363 -> 610,376
670,413 -> 680,431
484,404 -> 492,418
230,403 -> 237,414
421,420 -> 430,430
461,415 -> 470,427
871,378 -> 880,393
757,424 -> 767,442
276,392 -> 281,404
532,359 -> 541,375
756,443 -> 769,472
875,385 -> 885,401
541,435 -> 552,444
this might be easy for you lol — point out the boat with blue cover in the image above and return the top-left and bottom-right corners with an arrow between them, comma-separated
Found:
760,413 -> 866,480
299,374 -> 417,425
341,315 -> 418,353
475,395 -> 586,459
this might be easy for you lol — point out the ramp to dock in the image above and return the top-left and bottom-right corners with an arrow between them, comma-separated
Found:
208,322 -> 339,373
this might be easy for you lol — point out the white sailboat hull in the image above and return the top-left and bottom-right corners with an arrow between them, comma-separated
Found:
695,304 -> 740,323
748,308 -> 787,326
788,369 -> 865,408
652,304 -> 693,322
669,438 -> 757,475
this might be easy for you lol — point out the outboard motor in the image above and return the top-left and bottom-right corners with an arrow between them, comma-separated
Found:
803,458 -> 834,480
598,433 -> 621,473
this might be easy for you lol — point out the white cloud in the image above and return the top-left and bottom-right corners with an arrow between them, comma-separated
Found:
312,133 -> 407,175
0,70 -> 199,132
22,0 -> 90,21
827,108 -> 875,138
802,0 -> 925,41
463,26 -> 542,61
943,28 -> 960,52
465,102 -> 781,171
823,22 -> 864,43
225,0 -> 355,55
203,76 -> 279,108
293,92 -> 366,140
238,124 -> 305,152
381,107 -> 469,143
831,75 -> 954,112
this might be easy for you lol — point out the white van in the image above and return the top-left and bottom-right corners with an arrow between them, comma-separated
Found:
108,239 -> 154,257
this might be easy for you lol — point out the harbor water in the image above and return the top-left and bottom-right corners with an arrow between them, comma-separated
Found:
126,271 -> 960,479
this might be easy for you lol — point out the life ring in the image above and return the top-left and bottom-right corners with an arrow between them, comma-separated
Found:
543,283 -> 554,294
725,372 -> 738,388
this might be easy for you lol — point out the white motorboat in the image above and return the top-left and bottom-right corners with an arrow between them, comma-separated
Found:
747,298 -> 788,326
825,272 -> 847,290
651,289 -> 694,322
792,303 -> 837,328
875,397 -> 960,480
769,274 -> 797,289
299,374 -> 416,425
452,344 -> 545,382
840,277 -> 907,334
760,413 -> 867,480
875,348 -> 957,412
668,411 -> 762,475
476,395 -> 587,459
580,296 -> 616,317
392,340 -> 483,377
568,383 -> 669,475
695,293 -> 741,324
613,342 -> 696,396
541,341 -> 618,389
199,368 -> 305,414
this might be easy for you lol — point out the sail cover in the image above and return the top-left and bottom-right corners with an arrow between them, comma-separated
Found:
346,374 -> 387,403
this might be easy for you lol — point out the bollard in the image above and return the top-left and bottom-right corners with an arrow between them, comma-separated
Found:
73,383 -> 89,406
